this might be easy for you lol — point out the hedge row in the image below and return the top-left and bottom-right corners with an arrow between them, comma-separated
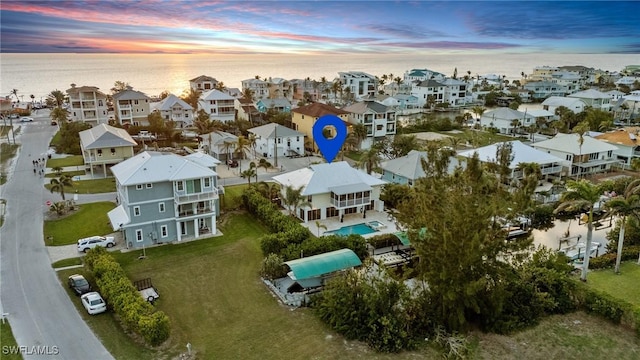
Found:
84,247 -> 170,346
573,280 -> 640,338
242,187 -> 367,262
589,246 -> 640,269
367,233 -> 402,250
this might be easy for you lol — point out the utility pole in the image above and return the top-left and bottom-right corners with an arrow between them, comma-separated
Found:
274,124 -> 278,167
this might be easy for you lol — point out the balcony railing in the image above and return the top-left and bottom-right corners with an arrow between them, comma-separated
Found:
178,207 -> 214,218
330,197 -> 370,209
174,189 -> 218,204
119,104 -> 132,110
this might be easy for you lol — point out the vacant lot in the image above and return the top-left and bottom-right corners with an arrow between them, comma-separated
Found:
44,201 -> 115,246
57,212 -> 640,359
45,177 -> 116,194
46,155 -> 84,168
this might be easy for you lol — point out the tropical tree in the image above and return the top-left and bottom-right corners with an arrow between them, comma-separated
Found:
356,146 -> 382,174
52,166 -> 63,175
241,88 -> 254,101
351,123 -> 367,149
315,220 -> 328,237
9,89 -> 19,102
573,120 -> 590,177
50,107 -> 69,124
193,112 -> 221,135
604,179 -> 640,273
257,181 -> 281,202
282,185 -> 311,218
110,81 -> 130,94
240,166 -> 257,185
247,133 -> 258,158
257,158 -> 272,173
554,179 -> 603,282
510,119 -> 521,136
471,106 -> 486,122
181,88 -> 202,111
49,175 -> 74,201
49,201 -> 67,216
47,89 -> 65,108
235,135 -> 251,164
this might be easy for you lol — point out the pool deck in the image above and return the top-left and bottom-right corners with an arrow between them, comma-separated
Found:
302,210 -> 399,238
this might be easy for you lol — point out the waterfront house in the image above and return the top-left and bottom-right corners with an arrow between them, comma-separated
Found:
480,108 -> 535,135
441,78 -> 471,107
410,79 -> 445,107
532,133 -> 618,177
403,68 -> 446,83
189,75 -> 219,92
109,151 -> 219,249
150,94 -> 194,128
542,96 -> 587,114
568,89 -> 611,111
459,141 -> 565,181
380,150 -> 461,186
524,81 -> 568,100
248,123 -> 305,158
112,86 -> 151,126
198,130 -> 238,161
339,71 -> 378,100
66,85 -> 110,125
241,78 -> 269,100
291,102 -> 350,152
256,98 -> 292,113
550,71 -> 582,93
198,89 -> 235,123
79,123 -> 137,178
595,128 -> 640,168
272,161 -> 386,222
342,100 -> 397,149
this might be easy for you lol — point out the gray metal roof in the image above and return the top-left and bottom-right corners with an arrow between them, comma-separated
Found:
152,94 -> 192,111
79,124 -> 137,150
111,151 -> 217,186
248,123 -> 304,139
112,88 -> 150,101
329,183 -> 372,195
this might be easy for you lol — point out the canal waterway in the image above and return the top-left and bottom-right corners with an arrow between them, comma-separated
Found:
532,216 -> 617,256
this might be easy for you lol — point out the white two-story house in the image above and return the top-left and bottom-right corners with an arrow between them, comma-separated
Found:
568,89 -> 611,112
411,79 -> 446,107
109,151 -> 219,249
199,89 -> 236,123
339,71 -> 378,100
248,123 -> 305,158
150,94 -> 194,128
189,75 -> 219,92
241,78 -> 269,100
66,84 -> 110,125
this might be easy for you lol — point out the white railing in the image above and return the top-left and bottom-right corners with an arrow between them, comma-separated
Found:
330,197 -> 370,208
174,189 -> 218,204
119,104 -> 131,110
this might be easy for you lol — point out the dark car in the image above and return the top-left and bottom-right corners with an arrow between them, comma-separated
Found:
227,159 -> 239,168
68,274 -> 91,296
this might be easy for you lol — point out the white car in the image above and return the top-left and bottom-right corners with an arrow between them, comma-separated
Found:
77,235 -> 116,253
20,117 -> 34,122
81,292 -> 107,315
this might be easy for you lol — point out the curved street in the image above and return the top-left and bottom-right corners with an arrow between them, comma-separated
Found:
0,113 -> 113,359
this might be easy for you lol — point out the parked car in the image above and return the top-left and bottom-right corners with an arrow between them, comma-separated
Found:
51,121 -> 58,126
227,159 -> 239,168
68,274 -> 91,296
20,117 -> 34,122
77,235 -> 116,253
81,292 -> 107,315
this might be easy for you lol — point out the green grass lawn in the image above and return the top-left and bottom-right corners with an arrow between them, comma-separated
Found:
221,183 -> 249,211
55,212 -> 640,360
46,155 -> 84,168
0,143 -> 19,165
345,150 -> 363,162
0,321 -> 22,360
45,177 -> 116,194
52,257 -> 83,268
45,170 -> 85,178
44,202 -> 116,246
49,130 -> 62,148
586,261 -> 640,307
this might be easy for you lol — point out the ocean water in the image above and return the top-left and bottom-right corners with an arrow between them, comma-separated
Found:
1,53 -> 637,101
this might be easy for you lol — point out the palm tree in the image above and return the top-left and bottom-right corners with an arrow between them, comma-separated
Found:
47,89 -> 65,108
49,175 -> 74,201
240,166 -> 257,185
52,166 -> 63,175
235,135 -> 251,166
351,123 -> 367,150
50,107 -> 69,124
315,220 -> 327,237
257,158 -> 272,173
604,179 -> 640,273
10,89 -> 19,102
357,147 -> 382,174
573,121 -> 590,178
247,133 -> 257,158
257,181 -> 281,203
554,179 -> 603,282
241,88 -> 254,101
471,106 -> 486,125
181,88 -> 202,111
510,119 -> 521,136
282,185 -> 311,218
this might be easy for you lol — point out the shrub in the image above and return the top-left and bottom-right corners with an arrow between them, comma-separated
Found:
368,233 -> 402,250
260,253 -> 288,280
589,245 -> 640,269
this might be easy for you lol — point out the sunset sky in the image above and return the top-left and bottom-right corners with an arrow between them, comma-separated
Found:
1,1 -> 638,54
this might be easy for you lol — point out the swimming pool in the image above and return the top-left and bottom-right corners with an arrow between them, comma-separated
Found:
326,223 -> 377,236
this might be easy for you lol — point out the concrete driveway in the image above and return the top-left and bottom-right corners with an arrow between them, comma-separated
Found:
0,112 -> 113,359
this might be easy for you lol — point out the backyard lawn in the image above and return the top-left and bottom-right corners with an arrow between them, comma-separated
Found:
46,155 -> 84,168
586,261 -> 640,307
45,177 -> 116,194
221,183 -> 249,211
44,201 -> 116,246
56,212 -> 640,360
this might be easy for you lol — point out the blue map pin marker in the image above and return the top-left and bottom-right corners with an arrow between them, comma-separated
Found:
313,114 -> 347,163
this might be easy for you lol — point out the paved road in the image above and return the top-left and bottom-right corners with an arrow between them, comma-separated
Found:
0,114 -> 113,359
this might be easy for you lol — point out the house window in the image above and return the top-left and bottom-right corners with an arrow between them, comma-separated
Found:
159,202 -> 165,213
307,195 -> 312,202
97,149 -> 102,156
177,181 -> 184,191
136,230 -> 143,242
204,178 -> 211,188
566,154 -> 572,161
277,138 -> 281,144
133,206 -> 140,216
161,225 -> 168,238
146,183 -> 152,189
180,222 -> 187,235
136,184 -> 143,190
110,148 -> 116,154
134,100 -> 139,105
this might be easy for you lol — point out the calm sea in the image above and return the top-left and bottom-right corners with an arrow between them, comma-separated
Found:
1,53 -> 637,101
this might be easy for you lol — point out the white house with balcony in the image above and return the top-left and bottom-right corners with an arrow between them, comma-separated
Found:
459,141 -> 566,181
411,79 -> 446,106
532,133 -> 619,177
542,96 -> 587,114
441,78 -> 471,107
241,78 -> 269,100
108,151 -> 219,249
273,161 -> 386,222
343,100 -> 396,149
150,94 -> 194,128
480,108 -> 536,135
339,71 -> 378,100
568,89 -> 611,111
112,86 -> 151,126
189,75 -> 219,91
66,84 -> 110,125
403,68 -> 446,83
199,89 -> 236,122
79,123 -> 137,178
248,123 -> 305,158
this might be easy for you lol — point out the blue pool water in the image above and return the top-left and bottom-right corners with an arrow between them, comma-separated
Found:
326,223 -> 376,236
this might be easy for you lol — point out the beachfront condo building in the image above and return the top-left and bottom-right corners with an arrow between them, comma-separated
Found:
338,71 -> 378,100
66,84 -> 110,125
112,86 -> 151,126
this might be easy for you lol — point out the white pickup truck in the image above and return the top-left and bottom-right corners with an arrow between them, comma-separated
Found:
134,278 -> 159,303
